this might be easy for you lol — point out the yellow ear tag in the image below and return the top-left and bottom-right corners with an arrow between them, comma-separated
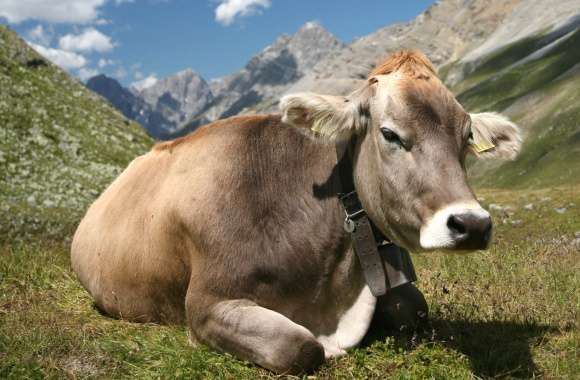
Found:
472,141 -> 496,154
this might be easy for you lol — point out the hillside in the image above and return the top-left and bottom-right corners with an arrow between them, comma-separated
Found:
0,26 -> 152,242
449,17 -> 580,188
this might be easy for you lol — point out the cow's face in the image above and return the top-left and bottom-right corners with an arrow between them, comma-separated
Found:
280,51 -> 521,252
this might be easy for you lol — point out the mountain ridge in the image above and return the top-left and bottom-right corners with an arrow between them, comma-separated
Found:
87,21 -> 343,139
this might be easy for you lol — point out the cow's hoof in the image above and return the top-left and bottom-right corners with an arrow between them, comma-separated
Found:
377,283 -> 428,331
285,338 -> 325,375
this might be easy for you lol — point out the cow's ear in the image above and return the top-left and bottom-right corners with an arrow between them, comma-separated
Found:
280,92 -> 369,140
468,112 -> 522,160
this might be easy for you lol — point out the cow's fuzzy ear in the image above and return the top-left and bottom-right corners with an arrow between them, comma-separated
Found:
468,112 -> 522,160
280,92 -> 369,140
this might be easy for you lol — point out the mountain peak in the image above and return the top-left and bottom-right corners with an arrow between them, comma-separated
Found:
298,20 -> 323,32
175,67 -> 199,78
86,74 -> 124,93
294,20 -> 337,40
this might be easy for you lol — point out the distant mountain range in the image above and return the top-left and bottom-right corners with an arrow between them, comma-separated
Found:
87,21 -> 343,139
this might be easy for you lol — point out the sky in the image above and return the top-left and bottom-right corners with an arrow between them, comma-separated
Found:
0,0 -> 435,89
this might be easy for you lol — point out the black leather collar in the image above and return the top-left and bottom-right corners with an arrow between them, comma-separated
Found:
335,138 -> 417,296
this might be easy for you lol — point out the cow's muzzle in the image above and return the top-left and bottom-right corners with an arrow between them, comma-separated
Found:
419,203 -> 492,250
446,212 -> 492,250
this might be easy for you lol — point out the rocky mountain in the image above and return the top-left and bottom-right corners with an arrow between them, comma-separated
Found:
133,68 -> 214,135
204,22 -> 344,117
0,26 -> 152,242
182,21 -> 344,131
86,71 -> 209,139
87,21 -> 344,139
86,74 -> 174,138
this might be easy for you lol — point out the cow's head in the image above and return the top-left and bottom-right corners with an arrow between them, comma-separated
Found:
280,50 -> 521,252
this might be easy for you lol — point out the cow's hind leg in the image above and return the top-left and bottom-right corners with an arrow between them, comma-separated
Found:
188,298 -> 324,374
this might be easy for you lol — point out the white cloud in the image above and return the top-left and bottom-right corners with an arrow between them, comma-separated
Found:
115,0 -> 135,4
59,28 -> 115,53
113,66 -> 127,79
78,67 -> 99,81
131,74 -> 158,91
134,71 -> 143,80
27,42 -> 88,70
94,18 -> 111,25
215,0 -> 271,26
97,58 -> 114,68
0,0 -> 106,24
27,25 -> 52,45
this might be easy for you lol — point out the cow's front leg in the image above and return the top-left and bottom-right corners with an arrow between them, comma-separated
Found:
375,283 -> 428,331
187,298 -> 325,374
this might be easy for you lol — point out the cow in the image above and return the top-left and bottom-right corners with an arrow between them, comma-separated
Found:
71,50 -> 521,374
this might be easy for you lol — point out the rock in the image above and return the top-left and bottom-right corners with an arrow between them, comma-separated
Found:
489,203 -> 503,211
524,203 -> 534,210
554,207 -> 567,214
43,199 -> 55,207
26,195 -> 36,206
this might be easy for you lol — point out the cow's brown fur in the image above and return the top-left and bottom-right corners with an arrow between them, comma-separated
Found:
370,50 -> 436,78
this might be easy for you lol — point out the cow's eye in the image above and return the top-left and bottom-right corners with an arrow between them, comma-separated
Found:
381,127 -> 404,148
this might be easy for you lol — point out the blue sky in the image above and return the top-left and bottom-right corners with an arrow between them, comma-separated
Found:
1,0 -> 434,88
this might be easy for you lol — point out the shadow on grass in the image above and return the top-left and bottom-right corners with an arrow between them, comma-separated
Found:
363,317 -> 558,378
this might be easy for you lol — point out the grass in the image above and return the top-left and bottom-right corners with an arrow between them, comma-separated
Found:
1,186 -> 578,379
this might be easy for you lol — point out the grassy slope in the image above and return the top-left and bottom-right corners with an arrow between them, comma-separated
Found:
1,187 -> 578,379
0,26 -> 152,242
448,28 -> 580,188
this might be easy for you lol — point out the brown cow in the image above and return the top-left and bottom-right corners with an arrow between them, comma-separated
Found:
71,51 -> 521,374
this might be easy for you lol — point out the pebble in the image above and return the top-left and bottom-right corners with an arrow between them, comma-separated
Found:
524,203 -> 534,210
554,207 -> 567,214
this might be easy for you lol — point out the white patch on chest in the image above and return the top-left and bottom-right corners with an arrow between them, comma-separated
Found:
316,285 -> 376,358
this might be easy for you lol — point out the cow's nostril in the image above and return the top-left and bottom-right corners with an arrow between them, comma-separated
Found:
447,215 -> 466,235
